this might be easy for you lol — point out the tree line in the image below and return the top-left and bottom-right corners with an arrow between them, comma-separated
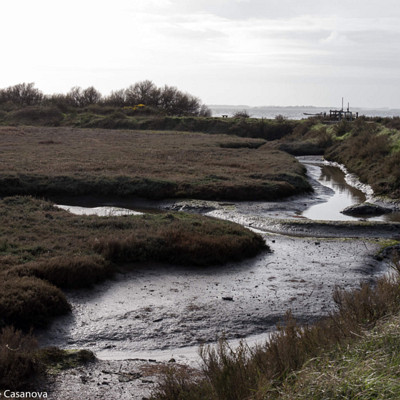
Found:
0,81 -> 211,117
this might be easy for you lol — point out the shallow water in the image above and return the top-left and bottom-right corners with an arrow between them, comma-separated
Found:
300,156 -> 400,223
55,205 -> 143,217
303,164 -> 365,221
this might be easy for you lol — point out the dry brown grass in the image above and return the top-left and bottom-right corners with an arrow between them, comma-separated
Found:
0,126 -> 310,200
0,327 -> 41,390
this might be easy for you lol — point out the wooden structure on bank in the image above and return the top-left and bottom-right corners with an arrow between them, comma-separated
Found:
329,98 -> 358,121
304,98 -> 359,121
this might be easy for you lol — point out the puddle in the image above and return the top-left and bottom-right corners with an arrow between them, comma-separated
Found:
55,205 -> 143,217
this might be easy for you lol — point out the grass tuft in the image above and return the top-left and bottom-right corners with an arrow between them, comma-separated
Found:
0,327 -> 41,390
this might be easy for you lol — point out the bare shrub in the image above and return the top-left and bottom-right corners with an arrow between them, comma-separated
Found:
103,89 -> 127,107
66,86 -> 102,107
233,110 -> 250,119
0,83 -> 43,107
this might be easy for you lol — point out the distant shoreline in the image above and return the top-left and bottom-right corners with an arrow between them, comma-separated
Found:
208,105 -> 400,119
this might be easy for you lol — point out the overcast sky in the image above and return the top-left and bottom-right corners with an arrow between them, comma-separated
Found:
1,0 -> 399,108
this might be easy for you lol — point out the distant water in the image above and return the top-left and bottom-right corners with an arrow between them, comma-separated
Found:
208,105 -> 400,120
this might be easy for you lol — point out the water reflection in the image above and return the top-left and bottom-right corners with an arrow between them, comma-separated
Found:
302,162 -> 400,222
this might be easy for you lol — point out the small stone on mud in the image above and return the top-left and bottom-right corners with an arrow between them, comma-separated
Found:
222,296 -> 234,301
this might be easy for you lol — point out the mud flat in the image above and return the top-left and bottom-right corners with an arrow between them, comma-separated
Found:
39,232 -> 388,353
42,229 -> 393,399
41,156 -> 400,399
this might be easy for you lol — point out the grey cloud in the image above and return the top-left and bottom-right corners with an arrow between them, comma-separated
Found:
169,0 -> 400,20
249,28 -> 332,44
346,30 -> 400,46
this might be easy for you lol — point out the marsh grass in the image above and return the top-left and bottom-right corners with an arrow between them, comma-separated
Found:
325,126 -> 400,197
0,196 -> 266,329
0,327 -> 41,390
277,315 -> 400,399
319,119 -> 400,198
0,195 -> 266,389
0,327 -> 95,391
152,257 -> 400,400
0,126 -> 310,200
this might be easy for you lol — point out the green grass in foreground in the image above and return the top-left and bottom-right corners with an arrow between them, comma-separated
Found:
0,196 -> 266,330
277,315 -> 400,399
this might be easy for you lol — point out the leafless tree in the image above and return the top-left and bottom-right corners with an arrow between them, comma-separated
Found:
0,83 -> 43,106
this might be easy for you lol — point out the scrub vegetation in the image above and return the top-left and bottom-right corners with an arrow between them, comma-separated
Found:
325,118 -> 400,198
0,83 -> 296,140
0,82 -> 211,117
